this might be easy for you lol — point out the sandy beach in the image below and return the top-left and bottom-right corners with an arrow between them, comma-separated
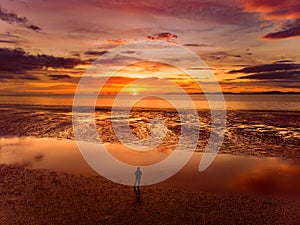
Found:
1,164 -> 300,225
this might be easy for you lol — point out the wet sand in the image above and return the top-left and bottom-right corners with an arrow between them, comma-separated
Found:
2,137 -> 300,199
1,164 -> 300,225
0,105 -> 300,158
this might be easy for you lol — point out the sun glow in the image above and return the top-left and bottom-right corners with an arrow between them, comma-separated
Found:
131,88 -> 138,95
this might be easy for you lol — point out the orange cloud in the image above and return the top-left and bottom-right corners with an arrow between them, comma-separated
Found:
99,61 -> 199,95
238,0 -> 300,20
237,0 -> 300,39
106,39 -> 126,45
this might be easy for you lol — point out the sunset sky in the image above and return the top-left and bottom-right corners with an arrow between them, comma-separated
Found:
0,0 -> 300,95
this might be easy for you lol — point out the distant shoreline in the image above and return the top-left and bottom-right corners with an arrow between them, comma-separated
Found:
1,91 -> 300,97
1,103 -> 300,113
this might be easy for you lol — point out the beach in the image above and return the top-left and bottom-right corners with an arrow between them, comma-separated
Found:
1,103 -> 300,224
1,164 -> 300,225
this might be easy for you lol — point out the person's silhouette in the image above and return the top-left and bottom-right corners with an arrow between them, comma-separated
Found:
134,167 -> 142,201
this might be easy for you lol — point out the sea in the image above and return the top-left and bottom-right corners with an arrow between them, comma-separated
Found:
0,94 -> 299,111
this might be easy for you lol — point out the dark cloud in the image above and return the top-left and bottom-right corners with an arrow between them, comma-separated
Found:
205,51 -> 242,61
84,50 -> 108,56
239,71 -> 300,81
184,43 -> 213,47
84,58 -> 97,64
267,22 -> 300,39
262,19 -> 300,39
229,60 -> 300,84
72,53 -> 81,57
146,32 -> 178,41
0,7 -> 41,32
121,50 -> 141,54
26,24 -> 42,32
0,7 -> 27,24
245,49 -> 252,56
230,61 -> 300,83
274,60 -> 295,64
229,63 -> 300,74
187,67 -> 213,70
48,74 -> 71,80
69,51 -> 81,57
0,48 -> 82,73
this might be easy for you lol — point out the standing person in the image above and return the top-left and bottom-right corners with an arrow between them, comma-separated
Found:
134,167 -> 142,202
134,167 -> 142,188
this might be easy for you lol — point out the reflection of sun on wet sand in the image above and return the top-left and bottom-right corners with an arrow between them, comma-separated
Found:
106,144 -> 173,166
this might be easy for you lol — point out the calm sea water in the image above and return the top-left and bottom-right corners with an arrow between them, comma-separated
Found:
0,94 -> 299,111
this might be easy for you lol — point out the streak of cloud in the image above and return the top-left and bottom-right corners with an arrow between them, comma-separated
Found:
0,7 -> 41,32
239,71 -> 300,81
84,50 -> 108,56
48,74 -> 71,80
229,63 -> 300,74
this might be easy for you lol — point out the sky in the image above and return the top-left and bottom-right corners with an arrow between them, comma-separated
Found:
0,0 -> 300,96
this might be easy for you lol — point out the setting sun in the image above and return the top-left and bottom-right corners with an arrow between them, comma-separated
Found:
131,88 -> 138,96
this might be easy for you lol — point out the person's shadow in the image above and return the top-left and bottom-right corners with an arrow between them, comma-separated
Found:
134,167 -> 142,203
